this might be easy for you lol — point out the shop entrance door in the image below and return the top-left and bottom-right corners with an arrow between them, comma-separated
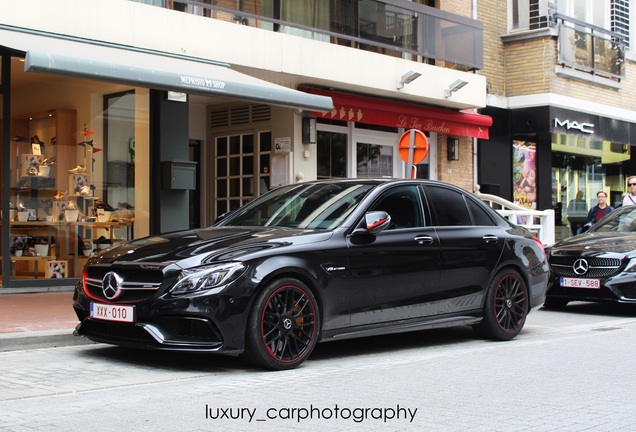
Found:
353,129 -> 399,179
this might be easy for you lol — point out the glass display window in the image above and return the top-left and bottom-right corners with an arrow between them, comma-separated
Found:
1,55 -> 149,283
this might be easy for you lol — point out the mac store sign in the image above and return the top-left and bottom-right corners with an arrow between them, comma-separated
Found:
511,106 -> 636,145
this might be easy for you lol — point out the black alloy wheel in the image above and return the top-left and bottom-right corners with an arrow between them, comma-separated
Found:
242,278 -> 320,370
474,269 -> 528,340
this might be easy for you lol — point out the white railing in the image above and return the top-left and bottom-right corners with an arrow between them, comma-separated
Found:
474,187 -> 556,246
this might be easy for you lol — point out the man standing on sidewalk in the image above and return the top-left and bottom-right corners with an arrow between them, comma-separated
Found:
623,176 -> 636,207
587,190 -> 613,224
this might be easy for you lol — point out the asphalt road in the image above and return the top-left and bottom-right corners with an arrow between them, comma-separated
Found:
2,302 -> 636,432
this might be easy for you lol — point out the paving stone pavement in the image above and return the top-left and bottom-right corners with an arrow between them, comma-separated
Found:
0,314 -> 636,431
0,290 -> 90,352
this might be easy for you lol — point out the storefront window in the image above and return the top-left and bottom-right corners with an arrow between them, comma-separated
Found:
551,133 -> 630,237
317,120 -> 401,179
357,142 -> 393,178
317,130 -> 348,179
1,55 -> 148,283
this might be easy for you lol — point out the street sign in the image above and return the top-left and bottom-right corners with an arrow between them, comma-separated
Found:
398,129 -> 428,178
398,129 -> 428,165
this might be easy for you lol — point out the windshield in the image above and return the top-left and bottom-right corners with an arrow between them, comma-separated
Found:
592,206 -> 636,233
216,182 -> 376,229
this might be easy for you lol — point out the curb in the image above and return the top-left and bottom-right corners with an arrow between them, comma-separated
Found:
0,329 -> 97,352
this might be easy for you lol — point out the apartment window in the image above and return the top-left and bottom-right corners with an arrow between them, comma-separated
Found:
626,0 -> 636,53
511,0 -> 548,31
557,0 -> 611,29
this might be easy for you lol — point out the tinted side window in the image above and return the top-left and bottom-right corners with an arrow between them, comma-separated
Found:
370,185 -> 425,229
467,198 -> 496,226
426,186 -> 472,226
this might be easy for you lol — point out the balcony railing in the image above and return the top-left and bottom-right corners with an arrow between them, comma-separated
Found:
555,13 -> 626,80
134,0 -> 483,71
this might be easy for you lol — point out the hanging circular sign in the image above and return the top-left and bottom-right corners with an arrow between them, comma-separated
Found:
398,129 -> 429,164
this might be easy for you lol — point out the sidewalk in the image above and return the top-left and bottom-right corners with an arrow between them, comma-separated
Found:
0,290 -> 95,351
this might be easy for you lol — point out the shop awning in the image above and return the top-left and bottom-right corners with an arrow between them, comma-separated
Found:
0,28 -> 333,112
301,87 -> 492,139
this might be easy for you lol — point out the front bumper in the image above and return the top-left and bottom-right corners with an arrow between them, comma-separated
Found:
545,272 -> 636,304
72,283 -> 251,354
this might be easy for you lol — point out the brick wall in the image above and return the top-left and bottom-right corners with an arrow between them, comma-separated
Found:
478,0 -> 636,110
477,0 -> 507,96
437,0 -> 476,192
503,38 -> 553,95
440,0 -> 472,17
436,135 -> 475,192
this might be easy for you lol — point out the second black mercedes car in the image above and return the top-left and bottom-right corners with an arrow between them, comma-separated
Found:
545,205 -> 636,309
73,179 -> 549,370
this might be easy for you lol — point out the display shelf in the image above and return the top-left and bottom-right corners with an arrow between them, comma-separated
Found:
7,109 -> 77,280
4,256 -> 53,278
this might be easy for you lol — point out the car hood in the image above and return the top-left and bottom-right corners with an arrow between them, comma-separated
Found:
551,232 -> 636,256
92,226 -> 334,267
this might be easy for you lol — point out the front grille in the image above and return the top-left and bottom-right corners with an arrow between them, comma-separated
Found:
84,265 -> 166,304
550,256 -> 622,278
79,317 -> 223,346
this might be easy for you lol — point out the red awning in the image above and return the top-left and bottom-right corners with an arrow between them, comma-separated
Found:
301,87 -> 492,139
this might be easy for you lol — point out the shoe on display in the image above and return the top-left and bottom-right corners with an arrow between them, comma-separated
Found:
54,191 -> 67,200
68,165 -> 87,174
79,185 -> 91,195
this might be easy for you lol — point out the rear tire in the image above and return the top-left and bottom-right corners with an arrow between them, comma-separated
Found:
242,278 -> 319,370
474,269 -> 528,341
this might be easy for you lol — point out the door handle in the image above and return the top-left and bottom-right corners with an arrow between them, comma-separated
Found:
483,234 -> 499,243
414,235 -> 434,245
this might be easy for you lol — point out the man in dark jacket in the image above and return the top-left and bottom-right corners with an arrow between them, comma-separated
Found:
587,190 -> 614,224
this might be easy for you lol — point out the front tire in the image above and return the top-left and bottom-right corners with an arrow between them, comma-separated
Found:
242,278 -> 320,370
474,269 -> 528,340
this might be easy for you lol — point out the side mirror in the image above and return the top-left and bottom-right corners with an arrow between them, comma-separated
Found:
352,211 -> 391,235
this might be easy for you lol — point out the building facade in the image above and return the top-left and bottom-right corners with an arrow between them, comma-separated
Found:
1,0 -> 490,288
477,0 -> 636,240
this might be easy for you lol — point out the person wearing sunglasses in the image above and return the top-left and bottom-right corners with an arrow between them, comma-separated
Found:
623,176 -> 636,207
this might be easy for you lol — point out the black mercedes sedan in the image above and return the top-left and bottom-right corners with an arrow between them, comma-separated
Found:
73,179 -> 548,370
545,205 -> 636,309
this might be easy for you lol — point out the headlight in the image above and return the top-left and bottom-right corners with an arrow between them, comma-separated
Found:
623,258 -> 636,272
170,262 -> 246,295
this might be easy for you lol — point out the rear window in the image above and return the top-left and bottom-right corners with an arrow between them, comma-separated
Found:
425,186 -> 472,226
467,198 -> 496,226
